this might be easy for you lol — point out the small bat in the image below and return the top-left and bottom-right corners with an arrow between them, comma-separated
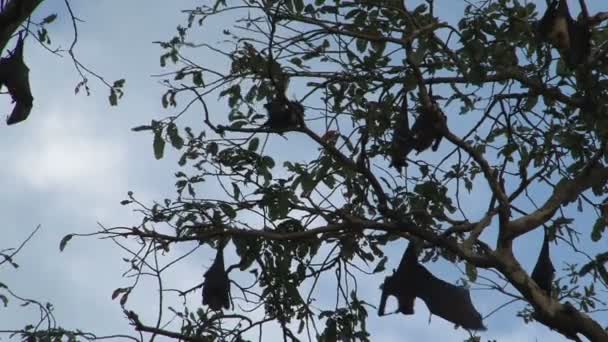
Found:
537,0 -> 590,68
202,246 -> 231,311
531,231 -> 555,296
0,34 -> 33,125
263,96 -> 304,131
379,243 -> 486,331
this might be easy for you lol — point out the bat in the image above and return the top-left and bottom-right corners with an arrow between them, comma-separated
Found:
389,94 -> 446,170
263,96 -> 304,131
202,246 -> 231,311
531,231 -> 555,296
0,33 -> 33,125
537,0 -> 590,68
409,103 -> 445,153
378,242 -> 418,315
389,93 -> 412,171
379,243 -> 486,331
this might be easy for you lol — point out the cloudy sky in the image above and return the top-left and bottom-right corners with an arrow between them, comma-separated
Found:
1,1 -> 605,341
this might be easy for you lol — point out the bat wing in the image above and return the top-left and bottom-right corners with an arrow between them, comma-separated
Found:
378,274 -> 416,316
417,267 -> 486,331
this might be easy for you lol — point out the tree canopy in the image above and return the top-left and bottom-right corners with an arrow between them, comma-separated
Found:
2,0 -> 608,341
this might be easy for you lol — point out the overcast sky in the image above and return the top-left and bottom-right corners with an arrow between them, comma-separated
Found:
1,1 -> 605,341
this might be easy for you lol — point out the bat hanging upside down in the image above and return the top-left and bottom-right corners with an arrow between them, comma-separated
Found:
202,246 -> 231,311
536,0 -> 591,68
378,242 -> 486,331
0,34 -> 34,125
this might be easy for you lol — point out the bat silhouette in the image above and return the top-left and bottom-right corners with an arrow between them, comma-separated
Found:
202,246 -> 231,311
531,231 -> 555,296
390,94 -> 411,171
263,96 -> 304,131
0,34 -> 33,125
390,96 -> 446,170
537,0 -> 590,68
379,243 -> 486,331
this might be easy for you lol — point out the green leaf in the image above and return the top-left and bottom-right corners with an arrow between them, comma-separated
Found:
59,234 -> 73,252
356,38 -> 367,53
153,131 -> 166,160
248,138 -> 260,151
131,125 -> 153,132
41,14 -> 58,24
373,256 -> 387,273
192,71 -> 204,86
294,0 -> 304,13
219,203 -> 236,219
109,90 -> 118,106
591,218 -> 606,242
465,262 -> 478,282
113,79 -> 126,88
167,123 -> 184,149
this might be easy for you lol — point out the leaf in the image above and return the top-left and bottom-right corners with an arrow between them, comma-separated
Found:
248,137 -> 260,151
120,291 -> 130,306
59,234 -> 73,252
591,218 -> 606,242
294,0 -> 304,13
153,131 -> 166,160
167,123 -> 184,149
192,71 -> 204,86
465,262 -> 478,282
356,38 -> 367,53
109,89 -> 118,106
131,125 -> 153,132
219,203 -> 236,219
111,287 -> 126,300
113,79 -> 126,88
41,14 -> 58,24
373,256 -> 387,273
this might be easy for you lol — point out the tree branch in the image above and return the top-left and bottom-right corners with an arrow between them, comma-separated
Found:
0,0 -> 44,54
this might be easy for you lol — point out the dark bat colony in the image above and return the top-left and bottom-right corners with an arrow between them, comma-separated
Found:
202,247 -> 231,311
531,232 -> 556,296
537,0 -> 591,68
378,243 -> 486,331
0,34 -> 33,125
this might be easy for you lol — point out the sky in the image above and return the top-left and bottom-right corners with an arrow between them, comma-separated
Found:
0,1 -> 605,341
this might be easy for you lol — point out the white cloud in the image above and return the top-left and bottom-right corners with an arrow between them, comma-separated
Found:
9,106 -> 127,200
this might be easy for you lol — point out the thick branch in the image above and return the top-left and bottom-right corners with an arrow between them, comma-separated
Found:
495,249 -> 608,342
506,165 -> 608,239
110,216 -> 496,267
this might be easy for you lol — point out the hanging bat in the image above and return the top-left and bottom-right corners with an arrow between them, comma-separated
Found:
0,33 -> 33,125
531,230 -> 555,296
202,246 -> 231,311
390,94 -> 446,170
378,242 -> 418,315
390,93 -> 412,171
263,96 -> 304,131
537,0 -> 590,68
379,243 -> 486,331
